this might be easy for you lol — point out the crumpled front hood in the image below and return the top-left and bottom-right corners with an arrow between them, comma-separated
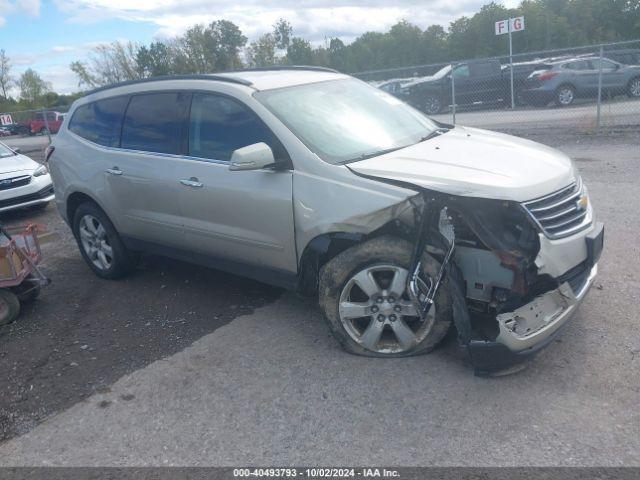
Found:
348,126 -> 577,202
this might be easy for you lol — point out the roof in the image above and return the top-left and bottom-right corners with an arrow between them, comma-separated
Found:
84,67 -> 346,97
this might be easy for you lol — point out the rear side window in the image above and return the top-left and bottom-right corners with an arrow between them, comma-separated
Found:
121,92 -> 190,155
563,61 -> 591,71
470,62 -> 498,77
69,97 -> 129,147
188,93 -> 285,162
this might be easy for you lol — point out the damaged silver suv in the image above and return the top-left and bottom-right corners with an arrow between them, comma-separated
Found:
48,67 -> 603,375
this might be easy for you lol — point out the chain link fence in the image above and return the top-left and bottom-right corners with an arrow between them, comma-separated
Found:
356,39 -> 640,135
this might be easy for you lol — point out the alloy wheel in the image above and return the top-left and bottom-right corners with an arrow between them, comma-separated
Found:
425,97 -> 441,115
630,79 -> 640,97
557,87 -> 574,106
79,214 -> 113,271
338,264 -> 436,354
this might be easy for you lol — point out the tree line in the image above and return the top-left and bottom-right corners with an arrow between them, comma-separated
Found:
1,0 -> 639,110
0,49 -> 82,113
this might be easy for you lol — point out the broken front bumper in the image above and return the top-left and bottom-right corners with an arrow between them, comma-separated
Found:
468,222 -> 603,376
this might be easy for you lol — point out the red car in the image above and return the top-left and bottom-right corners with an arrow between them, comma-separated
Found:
30,111 -> 65,135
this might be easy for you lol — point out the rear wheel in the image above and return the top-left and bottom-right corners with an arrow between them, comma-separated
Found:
555,85 -> 575,107
72,202 -> 135,279
0,289 -> 20,326
628,77 -> 640,98
319,236 -> 453,357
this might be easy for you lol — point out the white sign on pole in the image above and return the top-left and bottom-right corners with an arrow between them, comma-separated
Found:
495,19 -> 509,35
0,114 -> 13,126
495,16 -> 525,109
510,16 -> 525,33
495,16 -> 525,35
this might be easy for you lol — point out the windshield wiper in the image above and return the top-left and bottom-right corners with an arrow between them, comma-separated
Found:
339,145 -> 410,164
419,128 -> 449,143
339,128 -> 450,165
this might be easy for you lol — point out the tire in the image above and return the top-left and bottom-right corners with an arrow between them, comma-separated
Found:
72,202 -> 135,279
423,96 -> 443,115
0,289 -> 20,326
627,77 -> 640,98
14,286 -> 41,303
40,127 -> 50,135
318,235 -> 453,357
554,85 -> 575,107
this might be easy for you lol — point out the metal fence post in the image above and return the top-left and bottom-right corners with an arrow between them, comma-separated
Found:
41,108 -> 52,144
509,27 -> 515,109
596,45 -> 604,129
451,64 -> 456,124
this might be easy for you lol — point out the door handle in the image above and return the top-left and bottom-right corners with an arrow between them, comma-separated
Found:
180,177 -> 203,188
106,167 -> 123,176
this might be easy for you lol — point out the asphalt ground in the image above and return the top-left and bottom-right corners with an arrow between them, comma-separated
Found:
0,125 -> 638,466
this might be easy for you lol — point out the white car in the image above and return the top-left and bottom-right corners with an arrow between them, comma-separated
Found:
0,141 -> 54,213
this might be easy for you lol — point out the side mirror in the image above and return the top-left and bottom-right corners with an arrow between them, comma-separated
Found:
229,142 -> 276,171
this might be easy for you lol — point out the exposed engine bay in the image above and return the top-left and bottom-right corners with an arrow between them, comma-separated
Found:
371,185 -> 601,375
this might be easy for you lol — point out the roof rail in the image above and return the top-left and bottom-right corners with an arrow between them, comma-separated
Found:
84,74 -> 254,97
238,65 -> 339,73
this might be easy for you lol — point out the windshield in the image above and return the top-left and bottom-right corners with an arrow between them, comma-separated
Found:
0,143 -> 16,158
255,78 -> 439,164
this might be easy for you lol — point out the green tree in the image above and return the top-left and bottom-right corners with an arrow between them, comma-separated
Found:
208,20 -> 247,70
0,50 -> 12,99
70,61 -> 97,88
246,33 -> 278,67
69,41 -> 140,88
136,42 -> 172,77
286,38 -> 315,65
172,24 -> 214,74
18,69 -> 51,105
274,18 -> 293,50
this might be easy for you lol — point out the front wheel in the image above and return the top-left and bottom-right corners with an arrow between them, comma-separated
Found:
555,85 -> 575,107
423,96 -> 443,115
72,202 -> 136,279
319,236 -> 453,357
627,77 -> 640,98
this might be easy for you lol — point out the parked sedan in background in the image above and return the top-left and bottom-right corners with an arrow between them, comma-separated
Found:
386,59 -> 546,114
0,123 -> 31,137
521,57 -> 640,107
0,142 -> 54,213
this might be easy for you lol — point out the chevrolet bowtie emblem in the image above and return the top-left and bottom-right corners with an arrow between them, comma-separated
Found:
576,195 -> 588,211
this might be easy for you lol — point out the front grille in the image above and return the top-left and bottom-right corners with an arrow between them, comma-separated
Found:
0,175 -> 31,191
522,181 -> 591,239
0,185 -> 54,209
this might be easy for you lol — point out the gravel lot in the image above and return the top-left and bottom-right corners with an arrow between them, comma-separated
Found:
0,126 -> 638,466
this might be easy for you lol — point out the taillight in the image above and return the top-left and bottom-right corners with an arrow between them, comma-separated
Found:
537,71 -> 559,82
44,145 -> 55,162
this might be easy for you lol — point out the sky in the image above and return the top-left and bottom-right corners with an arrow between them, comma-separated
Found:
0,0 -> 518,94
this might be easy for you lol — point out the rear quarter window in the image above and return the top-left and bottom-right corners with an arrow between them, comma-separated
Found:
69,97 -> 129,147
120,92 -> 190,155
